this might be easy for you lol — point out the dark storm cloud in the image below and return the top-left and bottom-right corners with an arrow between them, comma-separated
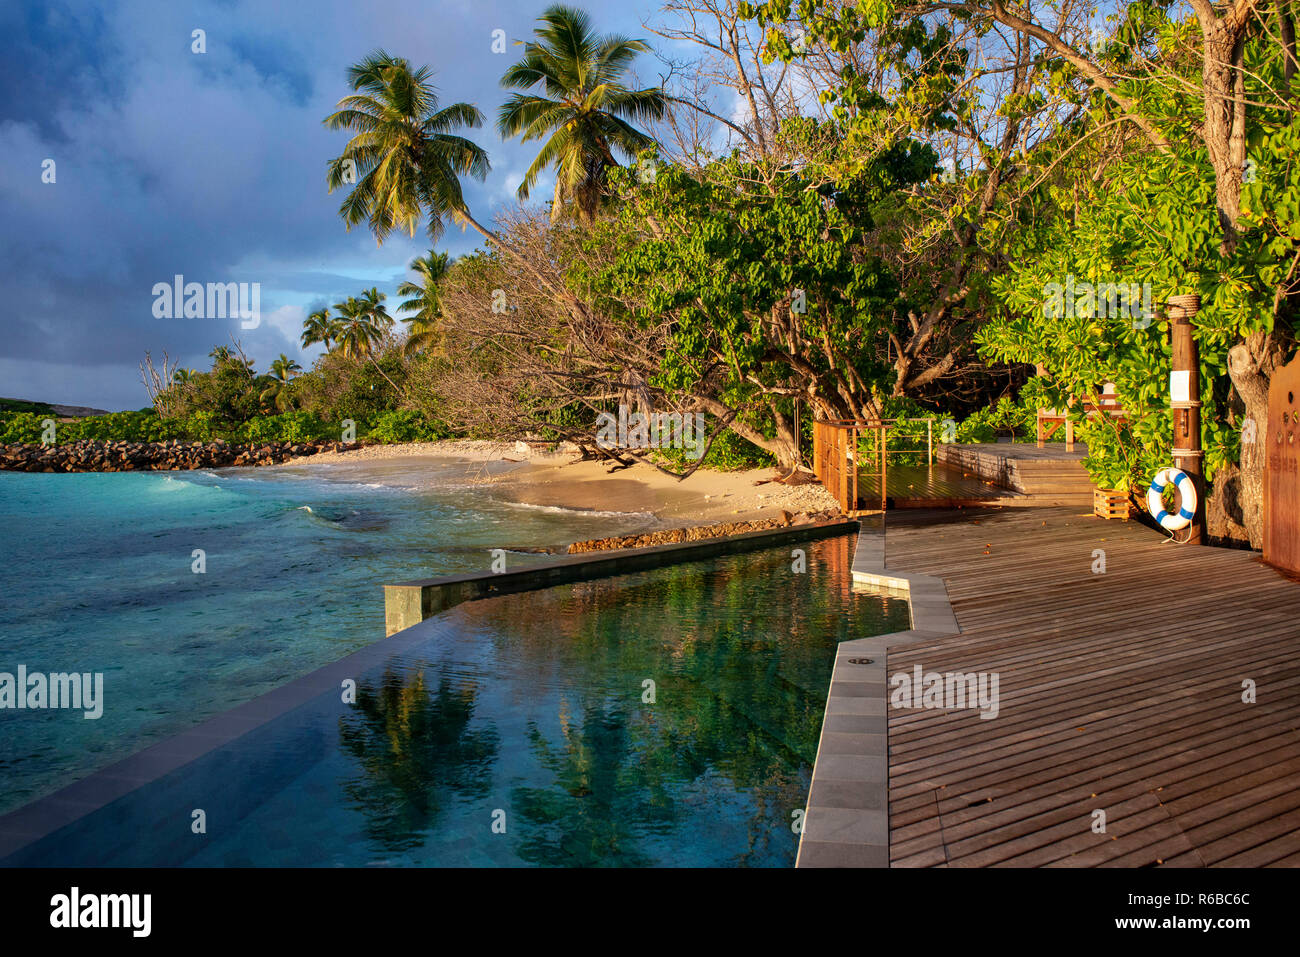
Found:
0,0 -> 659,409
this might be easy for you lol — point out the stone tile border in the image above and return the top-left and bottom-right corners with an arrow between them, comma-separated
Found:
0,518 -> 860,865
795,519 -> 961,868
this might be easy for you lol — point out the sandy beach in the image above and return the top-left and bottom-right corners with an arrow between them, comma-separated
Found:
292,439 -> 840,526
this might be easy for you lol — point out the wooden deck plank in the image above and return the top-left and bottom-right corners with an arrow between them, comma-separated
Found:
883,506 -> 1300,868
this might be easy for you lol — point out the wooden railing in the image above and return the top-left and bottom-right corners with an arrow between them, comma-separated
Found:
813,419 -> 860,512
813,418 -> 940,513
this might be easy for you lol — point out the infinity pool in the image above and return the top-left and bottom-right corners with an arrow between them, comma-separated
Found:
2,535 -> 906,867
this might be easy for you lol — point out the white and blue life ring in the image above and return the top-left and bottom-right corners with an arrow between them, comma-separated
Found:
1147,467 -> 1197,531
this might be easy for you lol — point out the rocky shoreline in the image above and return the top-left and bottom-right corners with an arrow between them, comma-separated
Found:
0,439 -> 358,473
565,510 -> 841,554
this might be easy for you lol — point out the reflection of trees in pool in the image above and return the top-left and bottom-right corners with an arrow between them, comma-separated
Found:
338,668 -> 499,852
510,701 -> 664,867
511,692 -> 805,866
492,538 -> 893,865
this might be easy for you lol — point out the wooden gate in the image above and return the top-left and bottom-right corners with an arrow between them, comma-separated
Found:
1264,355 -> 1300,574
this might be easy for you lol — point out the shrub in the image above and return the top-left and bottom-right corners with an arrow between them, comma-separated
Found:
362,409 -> 446,444
65,411 -> 185,443
0,410 -> 191,444
0,412 -> 50,443
235,411 -> 337,444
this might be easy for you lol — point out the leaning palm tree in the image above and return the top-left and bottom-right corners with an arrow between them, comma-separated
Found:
324,51 -> 492,245
323,50 -> 572,307
333,290 -> 401,391
301,309 -> 338,352
497,5 -> 666,222
397,251 -> 451,355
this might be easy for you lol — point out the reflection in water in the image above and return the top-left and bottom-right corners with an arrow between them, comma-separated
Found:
330,535 -> 908,866
512,703 -> 661,867
339,669 -> 500,851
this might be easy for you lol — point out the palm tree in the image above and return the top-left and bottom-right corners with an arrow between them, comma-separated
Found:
270,354 -> 302,380
497,5 -> 666,222
397,251 -> 451,355
323,50 -> 573,308
208,345 -> 255,379
259,354 -> 302,412
333,289 -> 401,391
332,297 -> 379,358
324,51 -> 492,245
301,308 -> 338,352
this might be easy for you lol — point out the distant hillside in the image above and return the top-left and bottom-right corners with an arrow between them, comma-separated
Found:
0,398 -> 111,418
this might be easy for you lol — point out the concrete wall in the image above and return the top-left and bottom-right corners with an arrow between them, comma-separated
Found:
383,519 -> 859,635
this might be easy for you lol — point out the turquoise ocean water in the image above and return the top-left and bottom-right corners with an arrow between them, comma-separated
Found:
0,460 -> 654,815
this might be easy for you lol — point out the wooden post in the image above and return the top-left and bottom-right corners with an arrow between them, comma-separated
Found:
813,420 -> 822,480
1036,363 -> 1047,448
880,423 -> 888,512
1168,294 -> 1205,544
853,425 -> 861,512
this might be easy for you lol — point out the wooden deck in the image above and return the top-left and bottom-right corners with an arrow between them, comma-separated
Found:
846,444 -> 1097,511
857,462 -> 1014,509
936,442 -> 1094,505
882,507 -> 1300,867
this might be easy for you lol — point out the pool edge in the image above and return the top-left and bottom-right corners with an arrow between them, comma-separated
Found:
794,522 -> 961,868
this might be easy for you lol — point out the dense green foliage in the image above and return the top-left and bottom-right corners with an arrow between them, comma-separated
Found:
0,408 -> 448,446
0,398 -> 56,415
589,140 -> 927,419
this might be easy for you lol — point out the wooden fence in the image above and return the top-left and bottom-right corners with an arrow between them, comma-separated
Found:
813,418 -> 942,513
813,419 -> 858,512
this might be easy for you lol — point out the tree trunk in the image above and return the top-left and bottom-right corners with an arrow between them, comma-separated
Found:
688,394 -> 802,471
365,353 -> 403,394
1196,8 -> 1264,538
1196,9 -> 1251,253
1220,331 -> 1281,547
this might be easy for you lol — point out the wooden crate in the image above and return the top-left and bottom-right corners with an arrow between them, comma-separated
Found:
1093,487 -> 1131,521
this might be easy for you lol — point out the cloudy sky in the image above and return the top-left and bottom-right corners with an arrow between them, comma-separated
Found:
0,0 -> 680,410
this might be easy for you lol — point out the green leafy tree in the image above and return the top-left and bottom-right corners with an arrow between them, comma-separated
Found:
585,139 -> 921,469
746,0 -> 1300,544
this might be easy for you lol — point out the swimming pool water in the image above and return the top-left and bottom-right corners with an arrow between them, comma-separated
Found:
2,535 -> 907,867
